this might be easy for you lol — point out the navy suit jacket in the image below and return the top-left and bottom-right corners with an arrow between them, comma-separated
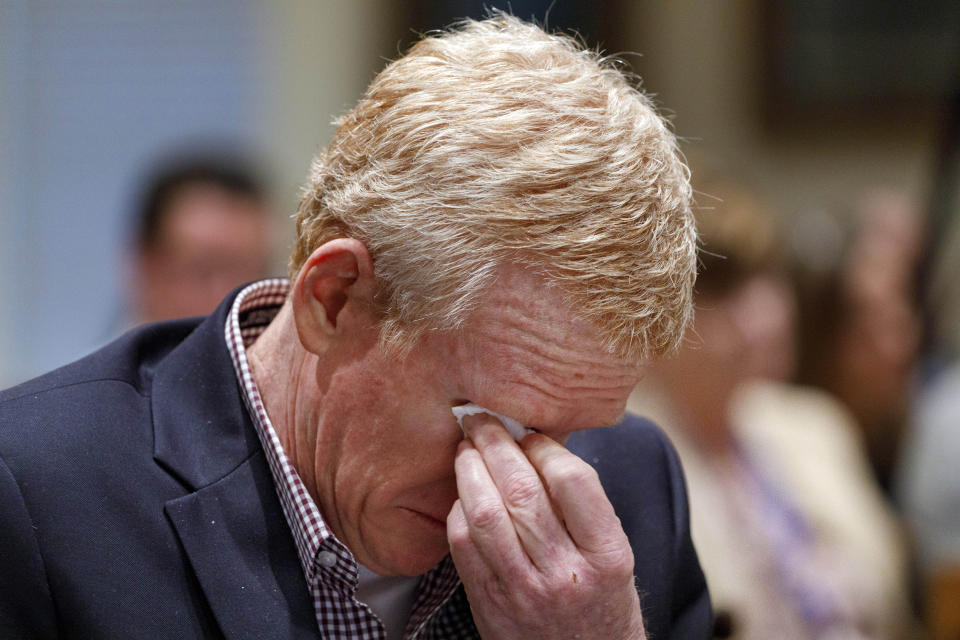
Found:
0,292 -> 711,639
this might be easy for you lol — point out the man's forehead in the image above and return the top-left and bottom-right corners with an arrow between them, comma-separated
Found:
460,265 -> 569,333
450,266 -> 641,432
464,265 -> 639,371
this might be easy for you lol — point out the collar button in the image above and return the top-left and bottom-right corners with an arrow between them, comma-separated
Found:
317,550 -> 338,568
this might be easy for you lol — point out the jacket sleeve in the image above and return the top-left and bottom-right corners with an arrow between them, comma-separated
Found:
0,453 -> 58,639
659,429 -> 713,639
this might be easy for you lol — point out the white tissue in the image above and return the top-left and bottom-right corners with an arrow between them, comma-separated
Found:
451,403 -> 533,442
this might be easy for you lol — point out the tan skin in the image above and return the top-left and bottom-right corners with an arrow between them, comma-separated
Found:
248,239 -> 647,639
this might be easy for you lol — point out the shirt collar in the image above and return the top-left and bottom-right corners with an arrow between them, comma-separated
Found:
224,278 -> 357,587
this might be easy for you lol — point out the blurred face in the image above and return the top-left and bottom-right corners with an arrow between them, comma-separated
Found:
836,219 -> 921,426
729,273 -> 797,382
135,184 -> 273,323
690,272 -> 796,382
309,266 -> 641,576
834,288 -> 919,428
655,272 -> 795,443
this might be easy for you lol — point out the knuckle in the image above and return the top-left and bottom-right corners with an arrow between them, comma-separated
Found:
446,522 -> 471,550
592,541 -> 636,579
501,473 -> 542,509
467,498 -> 504,531
551,461 -> 598,491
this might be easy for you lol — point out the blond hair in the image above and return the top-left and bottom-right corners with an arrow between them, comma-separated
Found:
292,13 -> 696,359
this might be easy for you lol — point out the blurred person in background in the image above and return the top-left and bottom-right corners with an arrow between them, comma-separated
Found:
125,154 -> 277,326
629,181 -> 914,639
793,189 -> 925,500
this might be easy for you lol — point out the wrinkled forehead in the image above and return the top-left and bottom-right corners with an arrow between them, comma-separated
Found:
467,265 -> 634,364
456,265 -> 642,428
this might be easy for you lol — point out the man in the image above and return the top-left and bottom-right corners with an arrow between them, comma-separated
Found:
0,15 -> 710,639
127,155 -> 275,325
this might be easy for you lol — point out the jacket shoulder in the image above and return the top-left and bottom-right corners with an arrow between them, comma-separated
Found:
0,318 -> 200,405
567,414 -> 688,530
0,319 -> 202,475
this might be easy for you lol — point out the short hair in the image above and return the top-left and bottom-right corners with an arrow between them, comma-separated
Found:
134,155 -> 267,252
292,13 -> 696,360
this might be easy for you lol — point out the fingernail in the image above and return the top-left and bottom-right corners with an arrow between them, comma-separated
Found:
451,404 -> 487,439
460,413 -> 482,438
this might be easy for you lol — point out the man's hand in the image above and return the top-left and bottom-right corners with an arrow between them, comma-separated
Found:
447,414 -> 646,640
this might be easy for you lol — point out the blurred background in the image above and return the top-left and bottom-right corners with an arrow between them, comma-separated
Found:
2,1 -> 960,638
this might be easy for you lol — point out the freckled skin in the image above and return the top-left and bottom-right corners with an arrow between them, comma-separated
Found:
250,262 -> 641,577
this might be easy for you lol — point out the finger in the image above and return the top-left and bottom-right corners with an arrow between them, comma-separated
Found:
462,414 -> 574,570
454,438 -> 529,574
521,434 -> 630,560
446,499 -> 497,586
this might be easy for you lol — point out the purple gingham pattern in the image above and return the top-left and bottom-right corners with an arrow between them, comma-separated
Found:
225,280 -> 476,639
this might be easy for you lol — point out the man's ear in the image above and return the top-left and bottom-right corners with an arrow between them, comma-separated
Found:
291,238 -> 376,355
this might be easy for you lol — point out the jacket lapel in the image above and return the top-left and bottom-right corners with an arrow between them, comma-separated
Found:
165,451 -> 318,640
151,293 -> 318,639
151,297 -> 261,489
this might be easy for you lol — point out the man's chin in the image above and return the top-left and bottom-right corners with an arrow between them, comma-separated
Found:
367,522 -> 450,576
359,543 -> 450,577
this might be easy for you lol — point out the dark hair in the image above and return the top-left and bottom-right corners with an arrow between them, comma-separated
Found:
133,155 -> 267,251
693,182 -> 782,296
